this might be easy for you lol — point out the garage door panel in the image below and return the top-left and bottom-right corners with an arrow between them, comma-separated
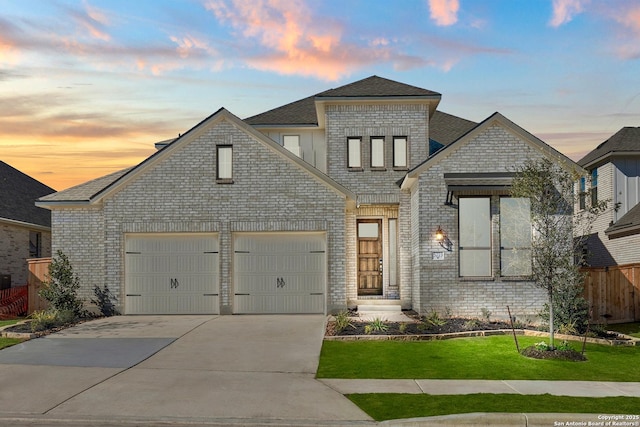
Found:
233,233 -> 326,314
235,295 -> 278,314
125,234 -> 219,315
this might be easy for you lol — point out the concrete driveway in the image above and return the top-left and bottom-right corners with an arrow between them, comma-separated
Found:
0,315 -> 372,426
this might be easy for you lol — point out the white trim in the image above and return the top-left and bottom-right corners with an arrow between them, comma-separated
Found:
0,217 -> 51,232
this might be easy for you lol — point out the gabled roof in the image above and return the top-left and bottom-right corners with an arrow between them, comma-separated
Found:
245,75 -> 441,128
400,112 -> 581,190
0,161 -> 55,228
578,127 -> 640,168
606,202 -> 640,238
38,108 -> 355,207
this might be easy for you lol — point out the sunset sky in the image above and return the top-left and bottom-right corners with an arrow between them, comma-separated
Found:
2,0 -> 640,191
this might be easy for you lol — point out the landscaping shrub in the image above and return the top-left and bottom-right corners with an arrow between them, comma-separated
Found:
30,309 -> 76,332
39,251 -> 86,318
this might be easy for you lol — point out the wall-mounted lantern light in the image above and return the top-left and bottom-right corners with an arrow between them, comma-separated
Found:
435,226 -> 453,252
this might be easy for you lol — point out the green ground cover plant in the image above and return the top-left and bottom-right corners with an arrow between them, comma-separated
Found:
317,336 -> 640,381
348,394 -> 640,421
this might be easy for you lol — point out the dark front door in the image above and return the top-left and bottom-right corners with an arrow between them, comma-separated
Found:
357,219 -> 383,296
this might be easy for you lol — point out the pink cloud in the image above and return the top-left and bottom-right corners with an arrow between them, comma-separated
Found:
428,0 -> 460,26
549,0 -> 587,27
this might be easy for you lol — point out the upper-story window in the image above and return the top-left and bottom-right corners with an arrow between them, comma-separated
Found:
591,168 -> 598,206
393,137 -> 408,169
217,145 -> 233,182
283,135 -> 300,157
579,177 -> 586,210
371,137 -> 385,169
347,137 -> 362,169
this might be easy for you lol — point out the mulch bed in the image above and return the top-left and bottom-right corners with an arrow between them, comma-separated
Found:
521,346 -> 587,361
328,317 -> 519,336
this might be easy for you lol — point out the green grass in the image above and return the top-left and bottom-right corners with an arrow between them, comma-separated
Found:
0,319 -> 20,328
608,322 -> 640,338
0,337 -> 23,350
317,336 -> 640,381
348,393 -> 640,421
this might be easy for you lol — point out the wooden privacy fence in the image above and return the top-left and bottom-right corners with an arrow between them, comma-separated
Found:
27,257 -> 51,314
582,263 -> 640,324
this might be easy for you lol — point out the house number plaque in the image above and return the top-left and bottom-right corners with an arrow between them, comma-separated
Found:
432,252 -> 445,261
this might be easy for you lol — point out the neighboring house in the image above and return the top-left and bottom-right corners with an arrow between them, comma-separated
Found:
577,127 -> 640,266
37,76 -> 579,318
0,161 -> 54,288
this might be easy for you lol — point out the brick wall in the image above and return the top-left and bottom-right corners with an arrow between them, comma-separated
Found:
0,222 -> 51,286
412,124 -> 551,319
51,118 -> 347,314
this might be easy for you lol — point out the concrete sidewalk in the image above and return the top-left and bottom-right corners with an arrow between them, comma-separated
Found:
320,378 -> 640,397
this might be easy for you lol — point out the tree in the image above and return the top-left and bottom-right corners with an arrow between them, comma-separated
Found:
40,250 -> 86,317
510,158 -> 607,349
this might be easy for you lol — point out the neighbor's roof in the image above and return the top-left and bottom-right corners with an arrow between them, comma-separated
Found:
578,127 -> 640,168
0,161 -> 55,227
606,202 -> 640,238
245,75 -> 442,127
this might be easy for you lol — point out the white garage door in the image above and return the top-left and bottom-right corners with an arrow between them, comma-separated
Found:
234,233 -> 326,314
125,234 -> 219,314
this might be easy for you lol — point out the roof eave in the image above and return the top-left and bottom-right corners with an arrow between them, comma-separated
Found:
605,223 -> 640,239
580,151 -> 640,169
0,217 -> 51,231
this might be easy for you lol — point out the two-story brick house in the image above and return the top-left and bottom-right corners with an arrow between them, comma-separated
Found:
577,127 -> 640,267
37,76 -> 578,318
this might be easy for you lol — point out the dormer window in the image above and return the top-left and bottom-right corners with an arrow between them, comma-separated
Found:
371,137 -> 385,169
393,137 -> 408,169
347,137 -> 362,169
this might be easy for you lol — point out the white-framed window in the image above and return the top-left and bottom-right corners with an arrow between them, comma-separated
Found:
348,137 -> 362,169
459,197 -> 491,277
371,137 -> 385,168
500,197 -> 532,277
283,135 -> 300,157
393,137 -> 407,168
217,145 -> 233,181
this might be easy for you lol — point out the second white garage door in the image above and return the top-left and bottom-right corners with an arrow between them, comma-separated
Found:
125,234 -> 219,314
233,233 -> 326,314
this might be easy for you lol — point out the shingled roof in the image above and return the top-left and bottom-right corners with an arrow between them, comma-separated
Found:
606,202 -> 640,238
315,75 -> 441,98
578,127 -> 640,168
429,111 -> 477,146
0,161 -> 55,227
245,75 -> 442,127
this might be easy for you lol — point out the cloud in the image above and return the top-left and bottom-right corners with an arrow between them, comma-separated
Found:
549,0 -> 587,27
428,0 -> 460,26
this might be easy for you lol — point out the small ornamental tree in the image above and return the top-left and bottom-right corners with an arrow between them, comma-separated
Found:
40,250 -> 86,318
510,158 -> 607,349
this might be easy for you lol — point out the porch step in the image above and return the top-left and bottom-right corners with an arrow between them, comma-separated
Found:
357,304 -> 402,312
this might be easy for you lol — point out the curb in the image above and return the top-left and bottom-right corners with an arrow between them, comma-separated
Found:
325,328 -> 639,346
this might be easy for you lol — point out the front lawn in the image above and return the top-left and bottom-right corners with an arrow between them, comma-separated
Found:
609,322 -> 640,338
0,337 -> 23,350
317,336 -> 640,381
0,319 -> 20,328
348,393 -> 640,421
